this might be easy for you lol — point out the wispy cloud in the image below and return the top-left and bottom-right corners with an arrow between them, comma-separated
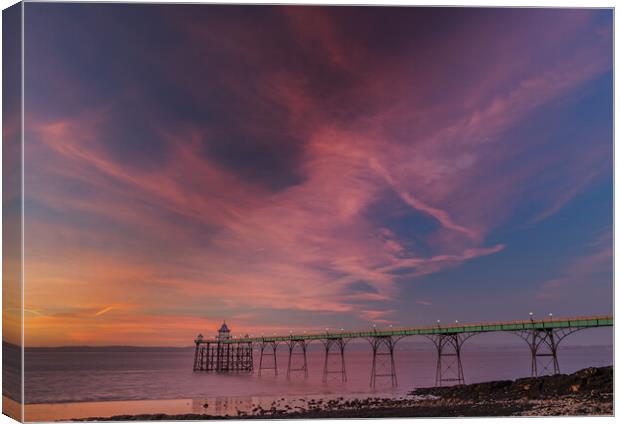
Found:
537,234 -> 612,301
22,6 -> 611,345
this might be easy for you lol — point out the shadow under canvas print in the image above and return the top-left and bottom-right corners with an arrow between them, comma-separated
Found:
1,1 -> 614,421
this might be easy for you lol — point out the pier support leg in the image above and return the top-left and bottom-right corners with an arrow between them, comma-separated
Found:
193,342 -> 200,371
513,328 -> 583,377
206,343 -> 214,371
195,341 -> 252,373
427,333 -> 472,387
194,342 -> 212,372
258,341 -> 279,376
368,336 -> 398,388
286,339 -> 309,379
245,342 -> 254,373
216,342 -> 224,372
322,338 -> 348,383
203,344 -> 208,371
216,342 -> 221,371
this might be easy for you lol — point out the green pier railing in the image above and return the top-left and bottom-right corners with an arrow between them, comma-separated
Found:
199,314 -> 612,345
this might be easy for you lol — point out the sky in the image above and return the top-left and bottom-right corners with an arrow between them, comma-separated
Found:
14,4 -> 612,346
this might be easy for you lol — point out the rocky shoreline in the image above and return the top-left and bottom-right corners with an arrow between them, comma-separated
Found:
74,366 -> 613,420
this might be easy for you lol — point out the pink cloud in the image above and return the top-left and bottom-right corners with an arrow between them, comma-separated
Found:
22,8 -> 611,344
359,309 -> 396,325
533,170 -> 603,223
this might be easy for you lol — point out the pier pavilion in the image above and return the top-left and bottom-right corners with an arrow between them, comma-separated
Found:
193,322 -> 254,373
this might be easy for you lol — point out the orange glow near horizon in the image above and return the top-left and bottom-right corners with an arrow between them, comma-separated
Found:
12,6 -> 613,347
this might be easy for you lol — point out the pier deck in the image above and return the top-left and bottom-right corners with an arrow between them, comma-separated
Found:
193,314 -> 613,387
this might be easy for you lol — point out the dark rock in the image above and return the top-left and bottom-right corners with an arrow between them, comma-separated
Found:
411,366 -> 612,401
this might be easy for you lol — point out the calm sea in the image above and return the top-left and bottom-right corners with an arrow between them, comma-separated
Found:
21,342 -> 612,406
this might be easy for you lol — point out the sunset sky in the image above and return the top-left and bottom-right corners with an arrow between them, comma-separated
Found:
18,4 -> 612,346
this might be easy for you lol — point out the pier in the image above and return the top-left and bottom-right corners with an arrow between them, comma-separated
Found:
193,315 -> 613,387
